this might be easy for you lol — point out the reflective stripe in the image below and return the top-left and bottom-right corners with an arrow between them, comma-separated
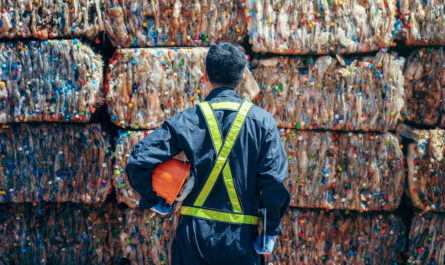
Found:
223,161 -> 242,213
211,102 -> 240,111
194,101 -> 252,207
198,102 -> 223,152
181,206 -> 260,225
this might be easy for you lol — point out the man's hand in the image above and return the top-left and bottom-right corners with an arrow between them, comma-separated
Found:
149,196 -> 174,216
252,235 -> 276,255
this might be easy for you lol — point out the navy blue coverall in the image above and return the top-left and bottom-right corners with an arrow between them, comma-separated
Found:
126,87 -> 290,265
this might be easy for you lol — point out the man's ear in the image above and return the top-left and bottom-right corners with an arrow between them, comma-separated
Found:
204,70 -> 209,81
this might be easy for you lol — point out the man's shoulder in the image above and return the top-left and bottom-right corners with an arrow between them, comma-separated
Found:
166,105 -> 201,126
247,104 -> 276,131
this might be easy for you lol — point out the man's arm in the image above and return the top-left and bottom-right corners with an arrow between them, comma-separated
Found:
125,120 -> 181,209
257,125 -> 290,236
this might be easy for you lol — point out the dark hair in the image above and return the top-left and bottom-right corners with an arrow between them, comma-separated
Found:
205,42 -> 247,88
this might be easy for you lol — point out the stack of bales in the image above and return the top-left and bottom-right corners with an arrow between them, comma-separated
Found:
1,0 -> 445,264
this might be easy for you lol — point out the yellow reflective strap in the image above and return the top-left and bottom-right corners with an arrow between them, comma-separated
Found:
194,101 -> 253,207
223,162 -> 242,213
211,102 -> 240,111
181,206 -> 259,225
198,102 -> 222,152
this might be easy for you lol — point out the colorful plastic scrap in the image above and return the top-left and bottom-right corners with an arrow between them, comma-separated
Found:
0,123 -> 112,203
407,212 -> 445,265
245,0 -> 397,54
403,47 -> 445,127
282,129 -> 405,212
407,129 -> 445,212
0,203 -> 123,265
0,40 -> 103,123
105,47 -> 259,129
114,130 -> 151,208
268,209 -> 406,265
0,0 -> 104,39
120,209 -> 178,265
396,0 -> 445,46
103,0 -> 247,48
252,51 -> 405,131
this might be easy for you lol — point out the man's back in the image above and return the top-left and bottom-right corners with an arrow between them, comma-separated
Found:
126,43 -> 289,265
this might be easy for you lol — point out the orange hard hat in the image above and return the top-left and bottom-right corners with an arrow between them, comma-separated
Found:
152,158 -> 191,205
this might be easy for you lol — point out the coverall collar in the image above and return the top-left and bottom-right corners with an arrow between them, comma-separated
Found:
204,87 -> 239,102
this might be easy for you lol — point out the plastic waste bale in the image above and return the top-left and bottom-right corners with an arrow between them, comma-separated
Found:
252,51 -> 405,131
267,209 -> 406,265
114,130 -> 151,208
0,123 -> 112,203
245,0 -> 397,54
407,212 -> 445,265
105,47 -> 259,129
120,209 -> 178,265
0,40 -> 103,123
282,129 -> 405,212
403,48 -> 445,127
103,0 -> 247,48
0,0 -> 104,39
0,203 -> 123,265
407,129 -> 445,212
396,0 -> 445,46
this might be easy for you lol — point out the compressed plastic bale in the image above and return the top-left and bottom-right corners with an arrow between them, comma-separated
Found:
407,212 -> 445,265
105,47 -> 259,129
252,51 -> 405,131
396,0 -> 445,46
0,123 -> 112,203
120,209 -> 178,265
282,129 -> 405,212
407,129 -> 445,212
267,209 -> 406,265
245,0 -> 397,55
0,0 -> 104,40
0,203 -> 123,265
0,40 -> 104,123
114,130 -> 151,208
403,48 -> 445,127
103,0 -> 247,48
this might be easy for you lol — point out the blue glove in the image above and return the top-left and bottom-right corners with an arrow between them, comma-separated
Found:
252,235 -> 276,255
150,196 -> 174,216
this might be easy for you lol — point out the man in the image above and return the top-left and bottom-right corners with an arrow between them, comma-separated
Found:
126,42 -> 290,265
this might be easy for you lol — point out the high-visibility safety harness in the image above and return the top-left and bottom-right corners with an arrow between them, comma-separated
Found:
180,101 -> 260,225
